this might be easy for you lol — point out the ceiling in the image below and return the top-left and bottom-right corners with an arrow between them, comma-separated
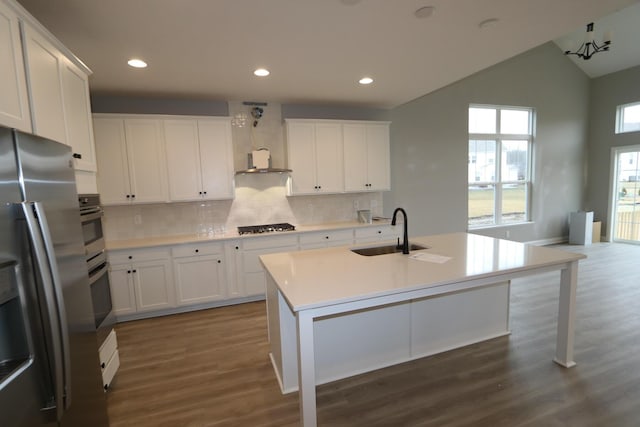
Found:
15,0 -> 640,109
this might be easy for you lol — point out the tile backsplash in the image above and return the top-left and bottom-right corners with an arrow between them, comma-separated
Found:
103,173 -> 384,241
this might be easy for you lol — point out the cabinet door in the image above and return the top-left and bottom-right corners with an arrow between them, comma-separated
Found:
93,118 -> 132,205
343,124 -> 368,192
366,124 -> 390,191
198,119 -> 234,200
109,264 -> 137,316
22,23 -> 66,144
286,121 -> 317,194
132,258 -> 174,312
60,58 -> 96,171
314,123 -> 344,193
0,3 -> 31,132
164,119 -> 203,201
124,119 -> 169,203
173,255 -> 225,305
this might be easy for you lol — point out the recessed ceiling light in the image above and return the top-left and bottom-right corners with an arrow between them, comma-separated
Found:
478,18 -> 499,29
254,68 -> 270,77
127,58 -> 147,68
359,77 -> 373,85
414,6 -> 435,19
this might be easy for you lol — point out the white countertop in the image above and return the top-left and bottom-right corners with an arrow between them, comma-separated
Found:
105,220 -> 391,251
260,232 -> 586,312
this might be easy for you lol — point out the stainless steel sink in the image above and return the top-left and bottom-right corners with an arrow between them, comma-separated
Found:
351,243 -> 428,256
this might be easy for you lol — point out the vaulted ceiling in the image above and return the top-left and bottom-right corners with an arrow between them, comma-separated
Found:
16,0 -> 640,109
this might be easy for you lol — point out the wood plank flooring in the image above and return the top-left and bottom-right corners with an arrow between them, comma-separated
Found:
106,242 -> 640,426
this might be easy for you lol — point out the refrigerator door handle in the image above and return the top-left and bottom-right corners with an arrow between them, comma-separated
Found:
21,202 -> 70,421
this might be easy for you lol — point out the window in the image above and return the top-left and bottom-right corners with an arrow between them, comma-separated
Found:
468,105 -> 533,228
616,102 -> 640,134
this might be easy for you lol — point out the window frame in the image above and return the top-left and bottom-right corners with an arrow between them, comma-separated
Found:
468,104 -> 534,229
616,101 -> 640,134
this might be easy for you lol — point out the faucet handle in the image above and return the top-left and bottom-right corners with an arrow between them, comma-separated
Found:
396,237 -> 402,249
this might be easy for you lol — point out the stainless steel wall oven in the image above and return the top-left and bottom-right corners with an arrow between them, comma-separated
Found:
79,194 -> 114,345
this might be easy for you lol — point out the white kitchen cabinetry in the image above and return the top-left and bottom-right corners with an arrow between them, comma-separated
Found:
21,22 -> 66,144
108,248 -> 174,315
285,119 -> 344,195
60,57 -> 96,171
343,122 -> 391,192
93,116 -> 169,205
236,234 -> 298,297
0,1 -> 31,132
164,117 -> 234,201
172,242 -> 226,305
354,225 -> 401,244
298,229 -> 354,250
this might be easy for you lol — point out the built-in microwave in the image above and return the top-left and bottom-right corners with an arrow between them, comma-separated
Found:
78,194 -> 114,345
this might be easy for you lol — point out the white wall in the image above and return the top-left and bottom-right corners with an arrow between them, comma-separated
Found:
385,42 -> 591,243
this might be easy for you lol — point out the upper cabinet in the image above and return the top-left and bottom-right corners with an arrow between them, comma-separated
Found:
285,119 -> 344,195
1,1 -> 97,172
0,1 -> 31,132
93,116 -> 169,205
343,122 -> 390,192
164,117 -> 234,201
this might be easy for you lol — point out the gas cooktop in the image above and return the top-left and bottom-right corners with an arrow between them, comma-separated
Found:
237,223 -> 296,235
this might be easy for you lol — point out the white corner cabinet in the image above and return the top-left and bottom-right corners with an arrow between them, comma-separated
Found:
343,122 -> 391,192
285,119 -> 344,195
93,114 -> 234,205
285,119 -> 390,196
1,0 -> 97,172
163,117 -> 234,201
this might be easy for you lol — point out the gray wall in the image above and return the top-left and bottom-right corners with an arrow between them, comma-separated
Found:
586,65 -> 640,238
385,42 -> 591,243
91,94 -> 229,116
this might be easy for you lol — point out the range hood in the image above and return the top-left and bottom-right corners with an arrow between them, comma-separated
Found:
235,148 -> 292,175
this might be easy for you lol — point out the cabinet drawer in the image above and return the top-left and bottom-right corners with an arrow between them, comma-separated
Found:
242,234 -> 298,250
108,248 -> 171,264
172,242 -> 223,258
299,229 -> 353,245
102,349 -> 120,391
355,226 -> 394,239
98,329 -> 118,366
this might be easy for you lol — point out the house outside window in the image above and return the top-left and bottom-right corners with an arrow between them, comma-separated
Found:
468,105 -> 533,228
616,102 -> 640,134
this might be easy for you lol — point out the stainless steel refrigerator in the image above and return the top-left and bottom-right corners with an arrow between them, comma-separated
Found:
0,126 -> 109,427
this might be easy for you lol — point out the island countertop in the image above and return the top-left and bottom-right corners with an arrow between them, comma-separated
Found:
260,232 -> 586,312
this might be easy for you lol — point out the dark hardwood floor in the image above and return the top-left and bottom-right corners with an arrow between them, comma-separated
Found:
106,242 -> 640,426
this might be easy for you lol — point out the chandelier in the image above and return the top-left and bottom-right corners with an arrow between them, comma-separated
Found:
564,22 -> 612,60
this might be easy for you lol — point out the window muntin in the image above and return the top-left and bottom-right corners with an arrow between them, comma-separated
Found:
616,102 -> 640,134
468,106 -> 533,228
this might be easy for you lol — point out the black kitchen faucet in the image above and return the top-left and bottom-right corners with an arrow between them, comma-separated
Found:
391,207 -> 409,254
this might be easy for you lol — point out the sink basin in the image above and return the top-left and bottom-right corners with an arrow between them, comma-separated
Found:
351,243 -> 428,256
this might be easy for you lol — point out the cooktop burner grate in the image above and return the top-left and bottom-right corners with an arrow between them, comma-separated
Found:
237,223 -> 296,235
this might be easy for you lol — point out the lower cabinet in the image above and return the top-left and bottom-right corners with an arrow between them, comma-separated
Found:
354,225 -> 401,244
107,224 -> 396,320
234,234 -> 299,297
108,248 -> 174,315
298,229 -> 354,250
172,243 -> 226,305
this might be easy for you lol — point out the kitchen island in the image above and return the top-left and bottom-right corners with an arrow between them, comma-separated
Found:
260,232 -> 586,427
